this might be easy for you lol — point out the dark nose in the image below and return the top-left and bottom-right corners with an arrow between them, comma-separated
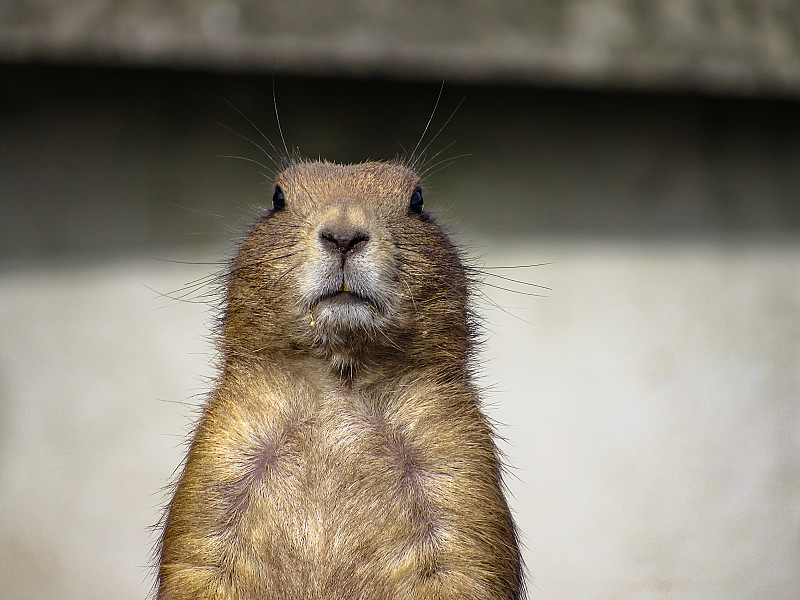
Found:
318,228 -> 370,255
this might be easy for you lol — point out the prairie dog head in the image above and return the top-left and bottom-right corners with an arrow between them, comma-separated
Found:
223,161 -> 472,373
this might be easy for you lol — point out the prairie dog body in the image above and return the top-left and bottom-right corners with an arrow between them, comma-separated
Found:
157,160 -> 522,599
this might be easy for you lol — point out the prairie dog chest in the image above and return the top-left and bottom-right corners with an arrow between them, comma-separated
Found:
216,382 -> 442,528
204,389 -> 447,586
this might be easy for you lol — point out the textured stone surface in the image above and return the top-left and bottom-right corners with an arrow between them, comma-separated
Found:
2,1 -> 800,94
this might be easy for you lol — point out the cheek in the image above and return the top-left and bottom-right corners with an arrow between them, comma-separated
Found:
351,241 -> 401,298
297,249 -> 339,300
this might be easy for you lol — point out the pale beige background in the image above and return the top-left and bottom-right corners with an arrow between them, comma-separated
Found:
1,235 -> 797,599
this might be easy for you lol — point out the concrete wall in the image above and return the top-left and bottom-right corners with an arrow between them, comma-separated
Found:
4,1 -> 800,94
2,66 -> 799,261
2,238 -> 797,600
1,65 -> 798,600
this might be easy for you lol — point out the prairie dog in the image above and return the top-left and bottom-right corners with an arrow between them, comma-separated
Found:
157,160 -> 523,599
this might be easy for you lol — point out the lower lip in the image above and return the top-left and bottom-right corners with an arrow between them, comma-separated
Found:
324,291 -> 360,305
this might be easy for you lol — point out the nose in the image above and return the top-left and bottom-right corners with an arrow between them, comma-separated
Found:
318,227 -> 370,255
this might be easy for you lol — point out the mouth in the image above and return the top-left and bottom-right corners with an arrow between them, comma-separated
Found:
305,284 -> 377,333
303,272 -> 392,336
321,290 -> 362,306
311,280 -> 371,308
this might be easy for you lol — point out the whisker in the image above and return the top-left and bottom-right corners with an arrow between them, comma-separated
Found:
468,269 -> 552,292
150,257 -> 227,267
479,281 -> 549,298
272,77 -> 291,159
217,154 -> 271,179
416,96 -> 466,174
218,118 -> 284,174
410,81 -> 445,160
419,154 -> 471,178
474,288 -> 536,327
484,262 -> 554,269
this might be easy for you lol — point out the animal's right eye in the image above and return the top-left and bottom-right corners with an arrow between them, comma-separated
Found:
272,185 -> 286,211
409,188 -> 423,214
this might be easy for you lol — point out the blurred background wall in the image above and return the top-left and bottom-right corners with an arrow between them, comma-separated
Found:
0,2 -> 798,599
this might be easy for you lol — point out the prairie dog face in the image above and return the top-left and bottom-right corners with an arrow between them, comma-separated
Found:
225,160 -> 469,368
284,162 -> 418,339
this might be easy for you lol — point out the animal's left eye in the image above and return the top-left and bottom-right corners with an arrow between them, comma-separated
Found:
409,188 -> 423,214
272,185 -> 286,211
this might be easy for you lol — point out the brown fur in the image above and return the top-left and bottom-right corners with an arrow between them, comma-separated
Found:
157,160 -> 523,599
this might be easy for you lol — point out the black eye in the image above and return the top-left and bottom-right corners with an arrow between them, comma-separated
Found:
272,185 -> 286,211
409,188 -> 423,214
